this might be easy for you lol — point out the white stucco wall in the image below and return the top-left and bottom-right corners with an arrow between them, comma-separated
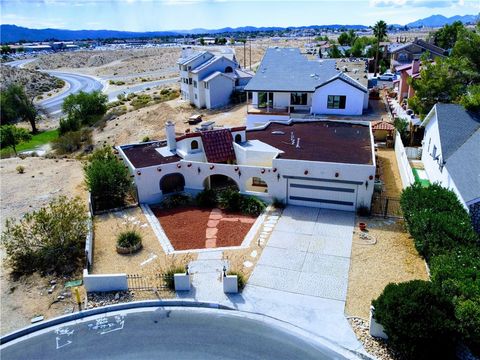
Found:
274,92 -> 290,108
311,79 -> 365,115
205,75 -> 234,109
421,113 -> 466,206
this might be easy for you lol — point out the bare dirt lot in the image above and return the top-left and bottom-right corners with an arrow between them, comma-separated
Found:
0,156 -> 87,335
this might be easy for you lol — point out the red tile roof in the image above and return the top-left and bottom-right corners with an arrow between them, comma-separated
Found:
200,129 -> 236,163
372,120 -> 395,131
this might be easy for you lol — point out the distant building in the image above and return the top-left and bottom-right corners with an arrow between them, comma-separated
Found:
389,38 -> 446,68
394,59 -> 422,104
177,49 -> 253,109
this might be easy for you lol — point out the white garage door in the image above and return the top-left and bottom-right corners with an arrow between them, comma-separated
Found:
287,177 -> 359,211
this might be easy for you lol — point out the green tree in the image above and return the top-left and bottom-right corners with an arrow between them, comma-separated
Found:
0,84 -> 38,133
328,44 -> 342,58
84,146 -> 132,211
432,20 -> 464,50
1,196 -> 88,275
1,45 -> 12,54
0,125 -> 31,156
62,90 -> 108,128
460,84 -> 480,111
372,20 -> 387,76
338,32 -> 350,46
199,37 -> 205,45
372,280 -> 457,360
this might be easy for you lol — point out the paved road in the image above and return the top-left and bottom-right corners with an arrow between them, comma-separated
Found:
0,307 -> 348,360
4,58 -> 37,69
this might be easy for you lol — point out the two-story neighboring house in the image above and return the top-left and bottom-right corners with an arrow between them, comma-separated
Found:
178,50 -> 253,109
243,48 -> 368,128
395,59 -> 422,104
421,103 -> 480,232
390,38 -> 446,68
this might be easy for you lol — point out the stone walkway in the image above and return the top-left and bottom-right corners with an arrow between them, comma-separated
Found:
205,208 -> 256,248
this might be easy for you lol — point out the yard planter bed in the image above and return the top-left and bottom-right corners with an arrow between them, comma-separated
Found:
116,242 -> 143,254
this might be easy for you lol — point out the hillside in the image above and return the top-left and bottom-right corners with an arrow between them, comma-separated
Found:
1,66 -> 64,98
406,14 -> 478,28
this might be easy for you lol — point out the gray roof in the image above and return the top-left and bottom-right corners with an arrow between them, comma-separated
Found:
177,51 -> 209,66
244,48 -> 340,92
202,71 -> 233,83
433,103 -> 480,204
390,39 -> 446,57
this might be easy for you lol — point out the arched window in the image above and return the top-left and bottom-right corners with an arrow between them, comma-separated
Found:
225,66 -> 233,73
191,140 -> 199,150
234,134 -> 242,143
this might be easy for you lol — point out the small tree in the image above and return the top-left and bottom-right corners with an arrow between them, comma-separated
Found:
0,84 -> 38,133
372,280 -> 457,360
328,44 -> 342,58
84,147 -> 132,211
1,196 -> 88,275
372,20 -> 387,76
0,125 -> 31,156
62,90 -> 108,128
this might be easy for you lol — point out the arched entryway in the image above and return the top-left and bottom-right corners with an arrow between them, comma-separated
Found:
245,176 -> 268,194
160,173 -> 185,194
203,174 -> 239,191
225,66 -> 233,73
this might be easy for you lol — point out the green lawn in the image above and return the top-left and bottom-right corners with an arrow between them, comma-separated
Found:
412,168 -> 430,187
0,129 -> 59,158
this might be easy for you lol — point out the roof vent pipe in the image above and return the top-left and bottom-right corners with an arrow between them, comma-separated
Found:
296,138 -> 301,149
290,132 -> 295,145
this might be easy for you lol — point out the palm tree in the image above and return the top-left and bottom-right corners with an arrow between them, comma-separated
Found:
373,20 -> 387,77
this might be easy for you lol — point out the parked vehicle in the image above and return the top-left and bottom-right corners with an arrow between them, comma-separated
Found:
378,72 -> 396,81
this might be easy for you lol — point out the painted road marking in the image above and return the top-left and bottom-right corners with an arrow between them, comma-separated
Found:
55,327 -> 74,350
88,315 -> 125,335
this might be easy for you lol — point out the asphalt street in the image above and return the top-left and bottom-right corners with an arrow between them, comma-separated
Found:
0,307 -> 347,360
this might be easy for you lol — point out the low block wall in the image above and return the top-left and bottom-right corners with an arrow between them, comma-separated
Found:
394,132 -> 415,189
83,269 -> 128,292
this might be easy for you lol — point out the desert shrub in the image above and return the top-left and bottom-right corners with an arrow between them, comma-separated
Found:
160,193 -> 192,209
59,116 -> 81,135
160,88 -> 170,95
142,136 -> 150,143
52,129 -> 92,154
240,196 -> 266,216
117,93 -> 125,101
195,189 -> 218,208
164,265 -> 187,291
1,196 -> 88,275
55,79 -> 65,88
372,280 -> 458,360
400,183 -> 478,259
117,230 -> 142,248
130,94 -> 152,109
227,270 -> 246,290
218,189 -> 243,212
15,165 -> 25,174
107,100 -> 123,109
126,93 -> 136,100
84,147 -> 132,211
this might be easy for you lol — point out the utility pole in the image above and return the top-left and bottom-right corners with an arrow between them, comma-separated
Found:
243,40 -> 246,68
249,38 -> 252,69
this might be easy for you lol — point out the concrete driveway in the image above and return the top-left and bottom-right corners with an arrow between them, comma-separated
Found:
249,206 -> 354,301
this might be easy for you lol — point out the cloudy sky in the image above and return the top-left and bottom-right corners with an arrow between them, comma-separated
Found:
1,0 -> 479,31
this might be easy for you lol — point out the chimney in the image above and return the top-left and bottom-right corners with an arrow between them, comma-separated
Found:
165,121 -> 176,151
412,59 -> 420,74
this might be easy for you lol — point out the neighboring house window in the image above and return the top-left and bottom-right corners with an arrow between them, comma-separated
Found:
194,80 -> 198,88
427,138 -> 431,152
187,66 -> 191,71
398,53 -> 408,62
189,78 -> 192,85
204,82 -> 209,89
252,177 -> 267,187
179,65 -> 182,70
235,134 -> 242,143
191,140 -> 199,150
258,92 -> 273,108
327,95 -> 346,109
432,145 -> 437,158
195,94 -> 197,99
225,66 -> 233,73
291,92 -> 308,105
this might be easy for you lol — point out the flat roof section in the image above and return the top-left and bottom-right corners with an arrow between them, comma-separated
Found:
121,142 -> 181,168
247,121 -> 373,165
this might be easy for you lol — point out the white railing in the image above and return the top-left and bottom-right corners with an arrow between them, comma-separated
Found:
395,132 -> 415,189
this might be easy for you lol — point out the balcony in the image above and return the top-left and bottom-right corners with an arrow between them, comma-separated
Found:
247,103 -> 311,117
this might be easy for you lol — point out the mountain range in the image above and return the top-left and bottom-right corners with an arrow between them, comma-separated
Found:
1,14 -> 478,43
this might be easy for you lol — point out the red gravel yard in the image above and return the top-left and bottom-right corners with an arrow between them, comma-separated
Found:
152,206 -> 257,250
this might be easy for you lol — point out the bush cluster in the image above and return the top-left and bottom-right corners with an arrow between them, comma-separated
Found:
217,189 -> 266,216
160,193 -> 193,209
373,183 -> 480,357
117,230 -> 142,248
52,129 -> 92,154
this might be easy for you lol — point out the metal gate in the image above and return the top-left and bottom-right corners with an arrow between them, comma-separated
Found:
127,274 -> 172,291
371,195 -> 403,218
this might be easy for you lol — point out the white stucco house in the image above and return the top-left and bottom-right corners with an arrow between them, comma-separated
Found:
244,48 -> 369,128
118,119 -> 376,212
421,103 -> 480,233
178,50 -> 253,109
